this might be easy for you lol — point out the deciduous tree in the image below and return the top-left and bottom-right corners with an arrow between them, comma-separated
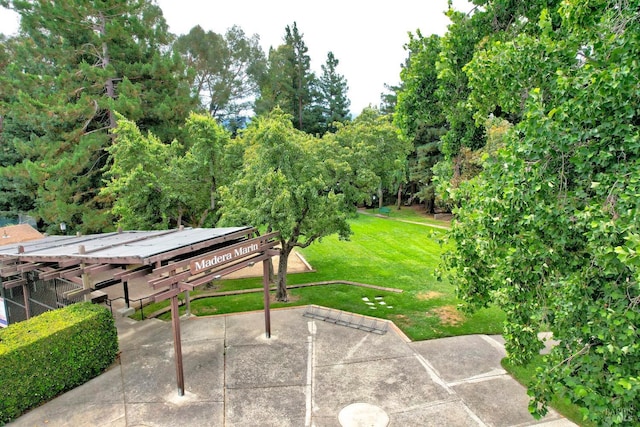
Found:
218,108 -> 353,301
174,25 -> 266,129
102,113 -> 230,229
443,2 -> 640,424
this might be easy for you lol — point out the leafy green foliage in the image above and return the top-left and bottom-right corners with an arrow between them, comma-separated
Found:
0,303 -> 118,424
0,0 -> 195,233
102,112 -> 230,229
218,108 -> 353,300
174,25 -> 266,128
218,108 -> 409,301
443,1 -> 640,424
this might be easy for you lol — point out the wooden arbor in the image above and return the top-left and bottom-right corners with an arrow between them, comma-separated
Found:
146,230 -> 280,396
0,226 -> 280,396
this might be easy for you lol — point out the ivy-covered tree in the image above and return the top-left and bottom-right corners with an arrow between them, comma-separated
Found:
443,1 -> 640,424
0,0 -> 195,233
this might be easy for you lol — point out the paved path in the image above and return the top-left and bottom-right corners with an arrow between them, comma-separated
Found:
357,209 -> 451,230
10,308 -> 576,427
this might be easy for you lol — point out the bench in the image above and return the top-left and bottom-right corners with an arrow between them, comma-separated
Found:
378,206 -> 391,216
303,305 -> 389,335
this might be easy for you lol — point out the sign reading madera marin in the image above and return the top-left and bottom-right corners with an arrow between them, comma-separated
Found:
190,240 -> 261,274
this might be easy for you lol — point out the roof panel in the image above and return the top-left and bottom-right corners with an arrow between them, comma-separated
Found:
0,227 -> 252,264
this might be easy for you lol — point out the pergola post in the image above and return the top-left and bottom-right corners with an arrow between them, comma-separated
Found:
170,294 -> 185,396
263,259 -> 271,339
22,282 -> 31,320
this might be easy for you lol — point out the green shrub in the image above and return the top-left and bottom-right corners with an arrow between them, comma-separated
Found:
0,302 -> 118,424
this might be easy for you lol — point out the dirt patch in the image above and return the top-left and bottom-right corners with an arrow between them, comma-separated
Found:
416,291 -> 445,300
427,305 -> 464,326
194,306 -> 218,316
225,251 -> 312,279
389,313 -> 412,328
269,293 -> 301,304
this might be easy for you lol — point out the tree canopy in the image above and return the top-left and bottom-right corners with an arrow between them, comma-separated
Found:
412,1 -> 640,424
255,22 -> 351,136
0,0 -> 195,233
174,25 -> 266,130
218,107 -> 408,301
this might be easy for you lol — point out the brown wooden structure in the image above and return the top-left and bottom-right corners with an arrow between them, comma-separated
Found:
0,226 -> 280,395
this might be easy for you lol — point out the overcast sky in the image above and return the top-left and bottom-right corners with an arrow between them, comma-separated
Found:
1,1 -> 472,114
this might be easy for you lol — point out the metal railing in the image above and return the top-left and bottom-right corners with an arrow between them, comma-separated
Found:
105,296 -> 152,320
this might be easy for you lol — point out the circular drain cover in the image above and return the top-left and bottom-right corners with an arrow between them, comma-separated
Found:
338,403 -> 389,427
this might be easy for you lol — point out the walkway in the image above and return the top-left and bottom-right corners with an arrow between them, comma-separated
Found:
357,209 -> 451,230
11,307 -> 576,426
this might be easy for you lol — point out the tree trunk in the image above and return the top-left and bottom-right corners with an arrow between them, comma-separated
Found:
276,246 -> 292,301
377,185 -> 383,209
396,183 -> 403,210
268,258 -> 275,283
98,12 -> 117,133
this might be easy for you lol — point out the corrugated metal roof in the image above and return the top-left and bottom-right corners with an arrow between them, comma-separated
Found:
0,227 -> 252,264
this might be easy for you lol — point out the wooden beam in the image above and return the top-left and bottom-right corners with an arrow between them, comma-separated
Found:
148,232 -> 279,278
63,288 -> 92,299
39,267 -> 69,280
114,265 -> 153,281
151,287 -> 181,303
17,262 -> 44,273
68,276 -> 84,286
83,264 -> 117,274
0,256 -> 19,264
145,227 -> 257,266
57,258 -> 83,268
0,265 -> 18,277
59,268 -> 83,279
2,278 -> 27,289
149,270 -> 191,290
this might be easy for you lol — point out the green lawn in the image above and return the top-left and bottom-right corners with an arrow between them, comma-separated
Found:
361,205 -> 451,227
148,210 -> 504,341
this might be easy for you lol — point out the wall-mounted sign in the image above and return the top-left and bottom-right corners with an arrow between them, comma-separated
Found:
190,240 -> 261,275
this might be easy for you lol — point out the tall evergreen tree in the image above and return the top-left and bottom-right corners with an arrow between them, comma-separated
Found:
284,22 -> 315,131
318,51 -> 350,134
0,0 -> 196,233
395,32 -> 446,211
255,22 -> 319,134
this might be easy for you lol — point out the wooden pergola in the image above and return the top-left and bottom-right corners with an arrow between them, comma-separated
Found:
0,226 -> 280,395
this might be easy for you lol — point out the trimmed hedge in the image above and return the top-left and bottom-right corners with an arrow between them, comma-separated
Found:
0,302 -> 118,424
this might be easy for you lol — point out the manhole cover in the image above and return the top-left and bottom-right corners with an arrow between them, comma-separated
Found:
338,402 -> 389,427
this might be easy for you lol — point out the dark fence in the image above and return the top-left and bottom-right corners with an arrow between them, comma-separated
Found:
3,275 -> 83,325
